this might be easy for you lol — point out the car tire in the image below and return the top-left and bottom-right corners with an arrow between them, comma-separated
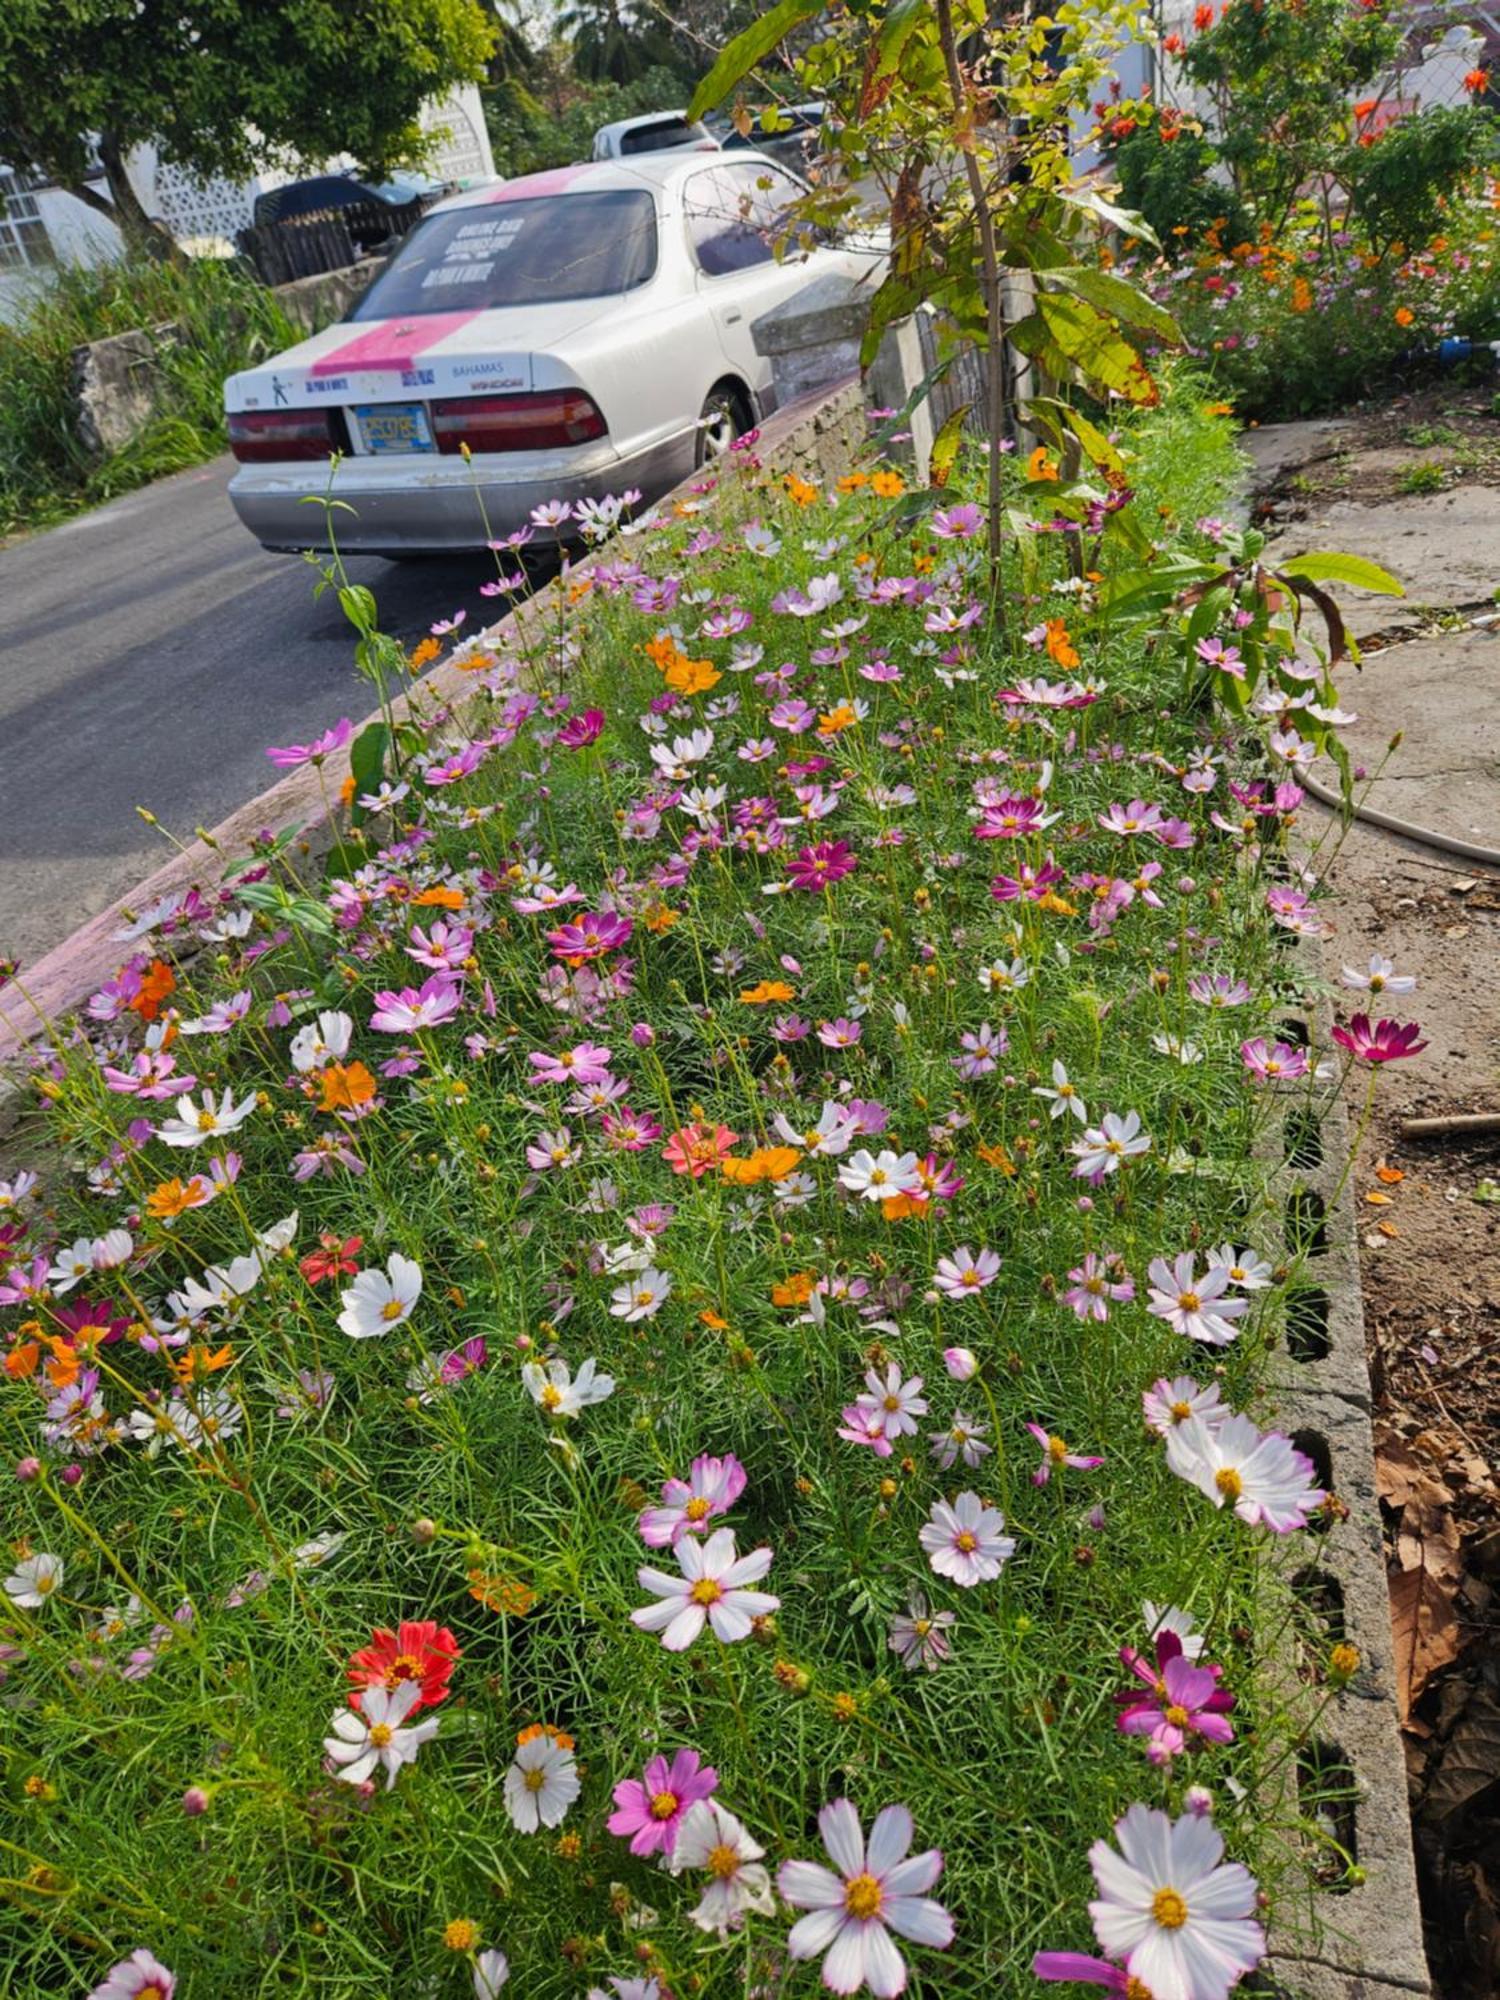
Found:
695,384 -> 752,467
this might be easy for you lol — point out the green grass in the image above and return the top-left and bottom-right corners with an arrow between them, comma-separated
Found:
0,255 -> 299,538
0,380 -> 1358,1998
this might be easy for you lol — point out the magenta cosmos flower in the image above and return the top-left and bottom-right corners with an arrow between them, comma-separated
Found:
547,911 -> 633,961
607,1746 -> 718,1858
919,1491 -> 1015,1587
778,1800 -> 954,1997
786,840 -> 858,891
1032,1951 -> 1135,1994
1026,1423 -> 1103,1486
557,707 -> 605,749
1330,1013 -> 1427,1064
87,1951 -> 176,1999
1116,1631 -> 1235,1762
637,1452 -> 747,1548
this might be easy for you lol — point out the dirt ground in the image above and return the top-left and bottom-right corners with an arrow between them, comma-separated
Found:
1253,383 -> 1500,1999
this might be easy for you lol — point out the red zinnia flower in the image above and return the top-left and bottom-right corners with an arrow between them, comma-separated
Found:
347,1619 -> 461,1712
1330,1013 -> 1427,1065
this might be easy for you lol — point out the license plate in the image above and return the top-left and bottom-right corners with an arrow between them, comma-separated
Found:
355,403 -> 435,454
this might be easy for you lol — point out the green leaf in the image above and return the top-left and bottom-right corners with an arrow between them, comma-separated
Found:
338,583 -> 378,633
1049,267 -> 1182,346
1057,184 -> 1161,250
1277,552 -> 1405,597
927,404 -> 970,489
687,0 -> 824,119
1034,294 -> 1159,406
857,266 -> 927,369
1062,405 -> 1125,476
874,0 -> 927,82
348,723 -> 389,828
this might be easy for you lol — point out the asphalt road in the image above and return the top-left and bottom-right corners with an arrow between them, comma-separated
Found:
0,455 -> 504,972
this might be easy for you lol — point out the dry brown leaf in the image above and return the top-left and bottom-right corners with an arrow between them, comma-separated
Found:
1390,1557 -> 1463,1725
1365,1190 -> 1394,1206
1422,1688 -> 1500,1821
1396,1498 -> 1464,1584
1377,1220 -> 1401,1237
1376,1435 -> 1432,1508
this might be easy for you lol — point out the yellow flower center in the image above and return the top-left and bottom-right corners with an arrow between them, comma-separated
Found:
883,1395 -> 901,1413
540,1384 -> 563,1410
708,1841 -> 741,1879
36,1572 -> 57,1596
1215,1467 -> 1243,1500
196,1109 -> 217,1131
1164,1704 -> 1190,1728
962,1268 -> 980,1286
684,1497 -> 711,1521
1177,1292 -> 1200,1313
955,1531 -> 978,1553
368,1723 -> 393,1748
380,1298 -> 406,1322
1047,1436 -> 1068,1462
912,1617 -> 932,1637
1170,1400 -> 1192,1422
1152,1886 -> 1189,1930
523,1767 -> 547,1792
443,1918 -> 479,1952
634,1288 -> 655,1309
690,1577 -> 723,1606
845,1872 -> 884,1920
650,1790 -> 679,1820
1127,1980 -> 1155,2000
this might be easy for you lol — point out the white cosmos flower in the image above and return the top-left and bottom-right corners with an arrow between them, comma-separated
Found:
472,1951 -> 510,1998
1205,1244 -> 1274,1291
504,1730 -> 580,1831
1340,953 -> 1415,996
155,1088 -> 258,1149
632,1527 -> 779,1651
1145,1255 -> 1248,1347
1088,1803 -> 1264,2000
5,1552 -> 64,1609
336,1255 -> 423,1339
1033,1059 -> 1088,1123
673,1799 -> 775,1934
837,1149 -> 922,1201
324,1679 -> 439,1790
521,1355 -> 615,1416
779,1799 -> 955,1998
255,1212 -> 299,1258
1144,1603 -> 1207,1662
1070,1110 -> 1151,1180
175,1254 -> 262,1319
609,1266 -> 671,1322
772,1102 -> 859,1157
289,1009 -> 355,1072
1165,1413 -> 1327,1533
918,1491 -> 1015,1588
48,1238 -> 101,1294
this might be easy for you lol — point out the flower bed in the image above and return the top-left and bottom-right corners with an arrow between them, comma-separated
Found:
0,382 -> 1394,1999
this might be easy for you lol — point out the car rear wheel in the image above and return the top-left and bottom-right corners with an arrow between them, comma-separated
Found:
695,384 -> 752,467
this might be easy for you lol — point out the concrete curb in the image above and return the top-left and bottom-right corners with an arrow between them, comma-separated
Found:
0,378 -> 868,1077
1260,939 -> 1430,1999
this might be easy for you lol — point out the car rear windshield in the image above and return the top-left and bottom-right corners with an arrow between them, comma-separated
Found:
351,192 -> 658,317
619,119 -> 701,155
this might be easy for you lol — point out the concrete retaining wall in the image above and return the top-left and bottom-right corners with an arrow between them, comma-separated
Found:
67,256 -> 383,459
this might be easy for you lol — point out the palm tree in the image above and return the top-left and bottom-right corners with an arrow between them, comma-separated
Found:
557,0 -> 664,86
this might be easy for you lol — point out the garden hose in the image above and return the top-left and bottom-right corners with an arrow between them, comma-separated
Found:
1300,767 -> 1500,869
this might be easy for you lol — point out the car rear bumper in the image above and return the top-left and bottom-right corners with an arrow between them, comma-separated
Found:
227,433 -> 695,555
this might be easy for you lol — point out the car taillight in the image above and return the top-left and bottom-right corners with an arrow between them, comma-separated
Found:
227,409 -> 339,463
430,391 -> 608,454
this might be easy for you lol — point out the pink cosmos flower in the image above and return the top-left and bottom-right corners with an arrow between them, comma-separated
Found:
1142,1376 -> 1224,1438
933,1246 -> 1001,1298
547,911 -> 633,961
1116,1632 -> 1235,1760
369,975 -> 462,1034
854,1363 -> 928,1442
931,502 -> 984,539
631,1528 -> 778,1651
953,1022 -> 1006,1078
839,1403 -> 895,1456
601,1106 -> 663,1151
1166,1413 -> 1327,1532
817,1016 -> 863,1049
1145,1255 -> 1248,1348
919,1491 -> 1015,1587
778,1800 -> 954,1998
607,1746 -> 718,1858
1239,1037 -> 1309,1083
1032,1949 -> 1134,1994
990,856 -> 1065,902
1330,1013 -> 1427,1064
786,841 -> 858,892
264,719 -> 353,768
1026,1423 -> 1104,1486
529,1041 -> 614,1085
638,1453 -> 748,1547
1061,1253 -> 1135,1323
943,1346 -> 978,1381
87,1951 -> 177,1999
973,796 -> 1056,839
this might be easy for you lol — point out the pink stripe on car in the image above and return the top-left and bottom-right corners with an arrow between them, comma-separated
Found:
309,310 -> 486,377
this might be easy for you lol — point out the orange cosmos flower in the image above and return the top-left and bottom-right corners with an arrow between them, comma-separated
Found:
783,474 -> 820,507
721,1145 -> 802,1185
128,959 -> 176,1021
771,1271 -> 816,1307
740,980 -> 796,1004
662,654 -> 721,695
412,885 -> 465,909
319,1061 -> 377,1114
818,703 -> 859,735
146,1175 -> 214,1221
1393,305 -> 1414,327
1027,446 -> 1059,482
408,635 -> 442,671
871,469 -> 905,497
1045,619 -> 1081,669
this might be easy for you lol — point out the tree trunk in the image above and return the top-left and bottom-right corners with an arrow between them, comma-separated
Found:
95,130 -> 179,260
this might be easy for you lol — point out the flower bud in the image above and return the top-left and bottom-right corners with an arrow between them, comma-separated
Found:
411,1517 -> 438,1545
15,1457 -> 40,1482
943,1346 -> 978,1382
1184,1785 -> 1214,1817
181,1786 -> 210,1817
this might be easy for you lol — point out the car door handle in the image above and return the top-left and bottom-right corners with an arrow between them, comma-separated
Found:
723,309 -> 743,323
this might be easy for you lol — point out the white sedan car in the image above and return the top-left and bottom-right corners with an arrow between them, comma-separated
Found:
224,151 -> 881,555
